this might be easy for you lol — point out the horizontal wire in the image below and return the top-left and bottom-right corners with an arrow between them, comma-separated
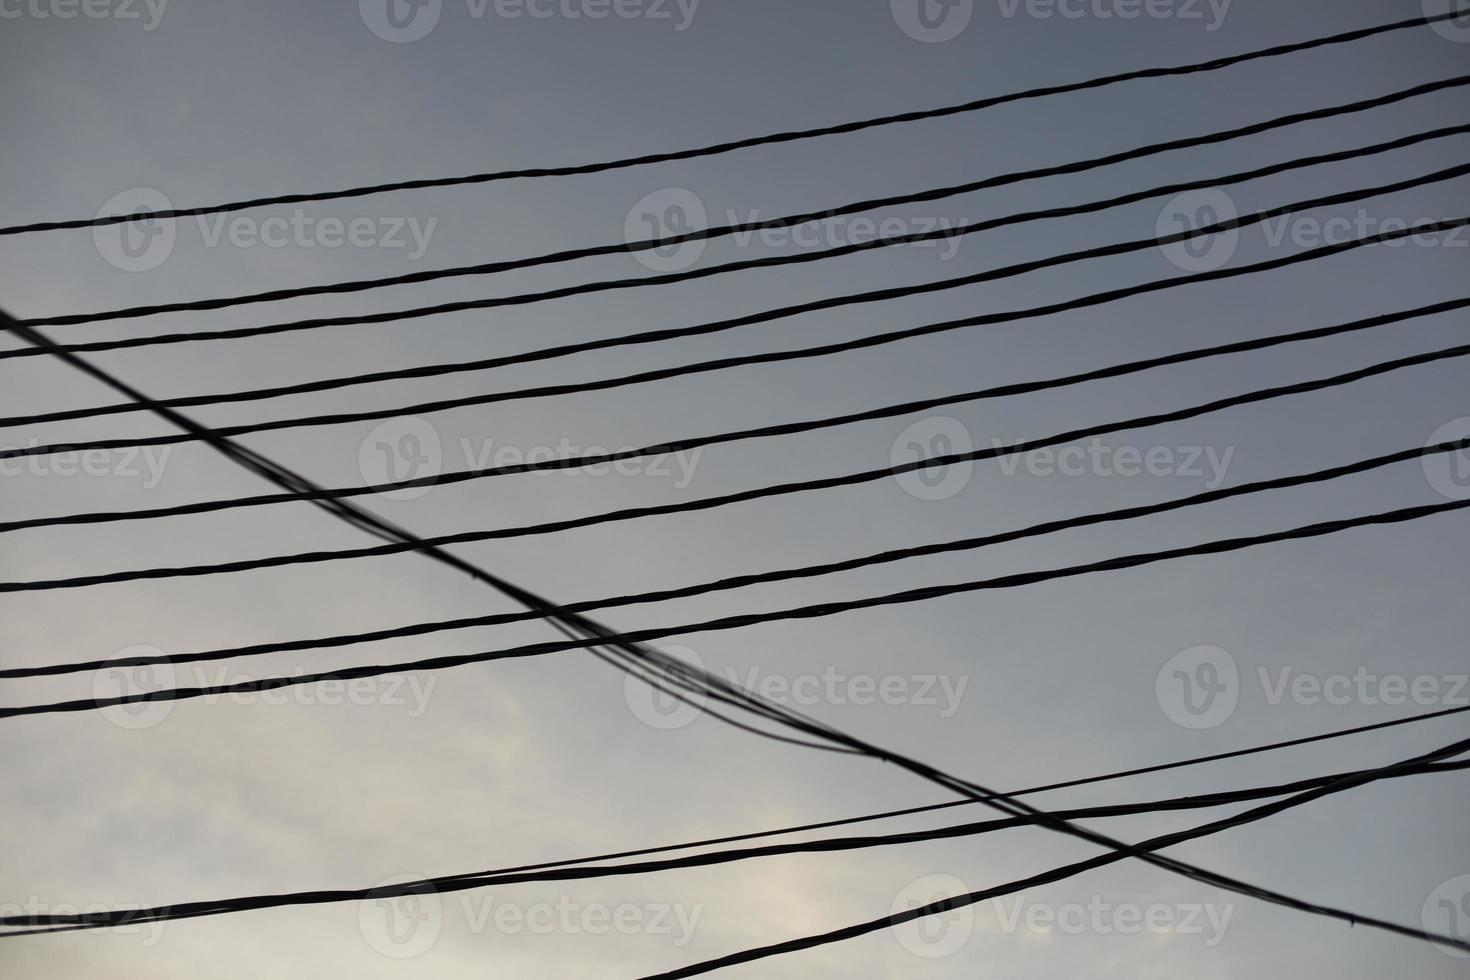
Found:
11,77 -> 1466,330
8,756 -> 1464,933
4,337 -> 1466,594
1,9 -> 1456,239
5,494 -> 1467,721
5,436 -> 1462,680
7,118 -> 1468,426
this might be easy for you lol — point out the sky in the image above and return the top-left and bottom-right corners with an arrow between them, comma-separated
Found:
1,0 -> 1468,976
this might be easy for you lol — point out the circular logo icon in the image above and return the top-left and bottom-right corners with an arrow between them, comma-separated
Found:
359,874 -> 442,958
1422,875 -> 1470,958
1156,645 -> 1239,729
358,417 -> 443,500
625,188 -> 708,272
891,0 -> 975,43
891,417 -> 974,501
359,0 -> 441,42
1423,418 -> 1470,501
1425,0 -> 1470,43
890,873 -> 975,958
93,188 -> 176,273
624,644 -> 707,731
1157,189 -> 1240,273
91,647 -> 175,730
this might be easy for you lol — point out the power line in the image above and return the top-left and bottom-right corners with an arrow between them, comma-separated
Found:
7,338 -> 1466,594
7,162 -> 1466,365
1,9 -> 1457,239
5,295 -> 1462,537
7,121 -> 1468,430
11,78 -> 1466,330
8,756 -> 1465,934
6,204 -> 1464,376
6,493 -> 1468,721
642,738 -> 1470,978
7,436 -> 1463,681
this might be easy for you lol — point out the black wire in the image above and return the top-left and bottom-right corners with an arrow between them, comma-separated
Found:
4,295 -> 1465,535
6,493 -> 1468,721
7,197 -> 1464,379
641,740 -> 1470,978
7,757 -> 1464,934
7,338 -> 1466,594
7,160 -> 1466,369
11,318 -> 1467,955
8,121 -> 1469,428
11,80 -> 1466,331
6,437 -> 1465,681
1,9 -> 1457,240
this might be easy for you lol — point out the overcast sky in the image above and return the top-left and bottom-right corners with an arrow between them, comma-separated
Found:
2,1 -> 1468,977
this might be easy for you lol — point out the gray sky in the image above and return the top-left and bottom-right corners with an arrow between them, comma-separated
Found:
2,1 -> 1468,976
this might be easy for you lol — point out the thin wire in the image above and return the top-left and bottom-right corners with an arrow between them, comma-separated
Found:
6,437 -> 1465,680
1,9 -> 1457,239
11,80 -> 1465,330
6,338 -> 1466,593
